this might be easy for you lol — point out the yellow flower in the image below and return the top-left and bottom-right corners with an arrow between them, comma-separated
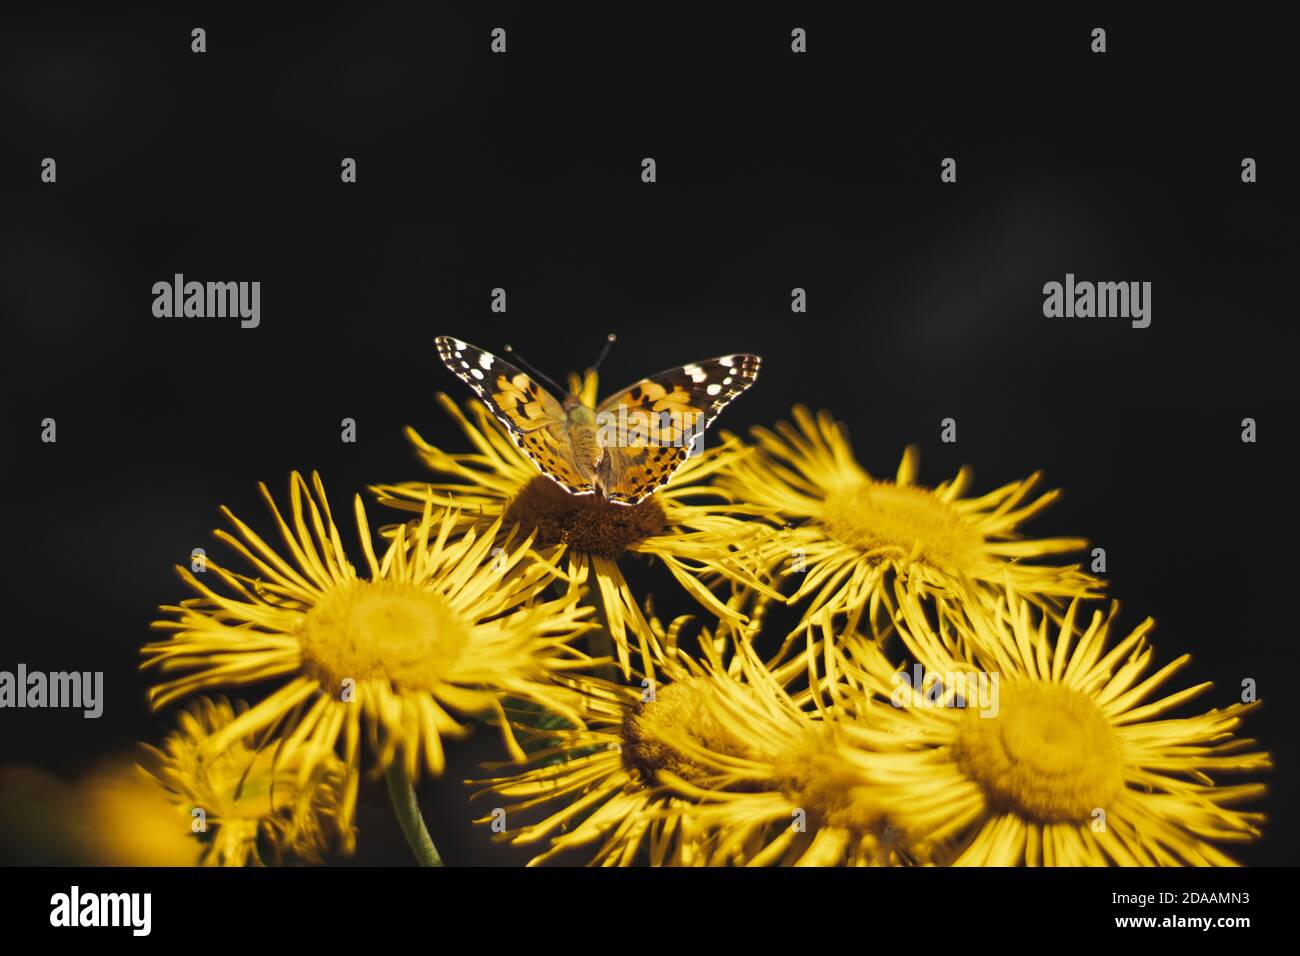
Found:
469,598 -> 807,865
829,594 -> 1271,866
141,697 -> 350,866
642,636 -> 913,866
719,405 -> 1101,644
143,472 -> 593,835
471,672 -> 689,866
471,594 -> 911,866
372,372 -> 779,678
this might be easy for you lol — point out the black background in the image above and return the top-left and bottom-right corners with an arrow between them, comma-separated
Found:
2,7 -> 1294,866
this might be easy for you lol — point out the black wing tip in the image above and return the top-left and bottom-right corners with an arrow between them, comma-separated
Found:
436,335 -> 478,346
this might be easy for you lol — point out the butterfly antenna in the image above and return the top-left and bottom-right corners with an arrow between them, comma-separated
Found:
503,344 -> 567,396
591,332 -> 618,372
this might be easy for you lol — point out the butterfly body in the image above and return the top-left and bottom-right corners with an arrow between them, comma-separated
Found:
559,399 -> 601,482
436,336 -> 760,505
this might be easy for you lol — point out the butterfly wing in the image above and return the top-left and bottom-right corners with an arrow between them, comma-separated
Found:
593,354 -> 761,504
434,336 -> 595,495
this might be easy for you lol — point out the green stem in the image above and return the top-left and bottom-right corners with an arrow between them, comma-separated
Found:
384,763 -> 443,866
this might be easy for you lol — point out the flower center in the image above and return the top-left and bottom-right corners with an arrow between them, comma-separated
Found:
956,681 -> 1123,823
620,678 -> 754,786
505,475 -> 668,560
774,728 -> 888,834
298,580 -> 470,694
820,481 -> 984,576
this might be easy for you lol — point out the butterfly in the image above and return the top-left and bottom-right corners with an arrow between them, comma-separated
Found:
435,335 -> 760,505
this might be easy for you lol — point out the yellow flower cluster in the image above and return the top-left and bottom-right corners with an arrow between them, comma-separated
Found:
128,373 -> 1268,866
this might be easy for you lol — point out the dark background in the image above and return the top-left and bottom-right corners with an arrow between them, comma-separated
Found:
1,7 -> 1294,866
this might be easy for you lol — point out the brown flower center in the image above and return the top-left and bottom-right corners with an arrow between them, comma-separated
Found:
505,475 -> 668,560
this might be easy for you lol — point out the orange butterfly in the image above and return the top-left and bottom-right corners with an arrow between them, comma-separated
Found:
436,336 -> 760,505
